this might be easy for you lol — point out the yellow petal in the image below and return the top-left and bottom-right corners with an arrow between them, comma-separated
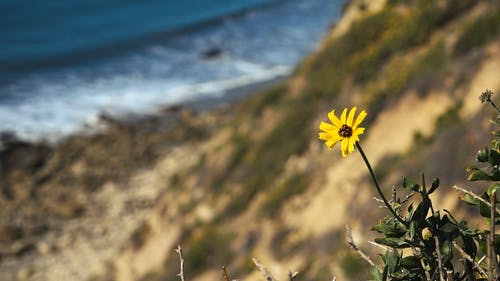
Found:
325,137 -> 341,149
320,132 -> 341,142
352,110 -> 367,130
319,122 -> 337,133
341,138 -> 348,157
319,132 -> 329,140
353,127 -> 365,137
340,108 -> 348,124
327,110 -> 342,128
347,107 -> 357,127
348,137 -> 356,153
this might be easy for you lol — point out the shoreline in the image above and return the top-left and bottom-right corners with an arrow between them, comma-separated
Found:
0,74 -> 288,150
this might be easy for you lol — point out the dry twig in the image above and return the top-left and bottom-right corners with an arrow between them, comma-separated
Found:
489,190 -> 500,279
253,258 -> 278,281
346,225 -> 376,268
453,185 -> 500,214
222,266 -> 230,281
288,270 -> 299,281
452,241 -> 488,278
433,235 -> 445,281
175,245 -> 186,281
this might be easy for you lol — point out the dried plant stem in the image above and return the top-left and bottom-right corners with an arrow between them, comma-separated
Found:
345,225 -> 376,268
433,235 -> 445,281
452,241 -> 489,278
446,270 -> 454,281
453,185 -> 500,214
489,99 -> 500,114
489,190 -> 500,280
288,270 -> 299,281
222,266 -> 230,281
175,245 -> 186,281
420,259 -> 431,281
253,258 -> 278,281
356,142 -> 408,227
368,241 -> 389,251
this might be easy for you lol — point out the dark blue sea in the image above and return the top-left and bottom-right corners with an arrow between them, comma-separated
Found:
0,0 -> 342,140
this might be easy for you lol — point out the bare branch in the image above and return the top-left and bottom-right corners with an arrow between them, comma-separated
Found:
175,245 -> 186,281
446,270 -> 453,281
368,241 -> 389,251
345,225 -> 376,268
433,235 -> 445,281
288,270 -> 299,281
453,185 -> 500,214
253,258 -> 278,281
222,266 -> 230,281
489,190 -> 500,279
452,241 -> 488,278
372,196 -> 386,205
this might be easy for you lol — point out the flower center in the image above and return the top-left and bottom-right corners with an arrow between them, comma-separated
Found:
338,124 -> 353,138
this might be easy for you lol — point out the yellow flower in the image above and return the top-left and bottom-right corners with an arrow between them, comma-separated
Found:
422,227 -> 433,240
319,107 -> 367,157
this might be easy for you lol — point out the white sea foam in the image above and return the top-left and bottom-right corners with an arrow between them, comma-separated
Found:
0,0 -> 342,141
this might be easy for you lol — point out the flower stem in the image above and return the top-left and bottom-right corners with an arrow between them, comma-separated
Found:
489,100 -> 500,114
356,142 -> 407,227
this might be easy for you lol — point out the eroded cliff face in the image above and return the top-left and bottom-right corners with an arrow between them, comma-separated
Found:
1,0 -> 500,280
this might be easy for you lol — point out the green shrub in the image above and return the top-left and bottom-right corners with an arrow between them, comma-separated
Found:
183,227 -> 235,276
260,172 -> 309,218
340,252 -> 371,280
454,8 -> 500,55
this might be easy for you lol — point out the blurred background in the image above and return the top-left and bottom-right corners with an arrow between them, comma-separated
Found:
0,0 -> 341,140
1,0 -> 500,280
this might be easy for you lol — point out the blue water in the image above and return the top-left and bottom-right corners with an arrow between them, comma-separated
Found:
0,0 -> 342,140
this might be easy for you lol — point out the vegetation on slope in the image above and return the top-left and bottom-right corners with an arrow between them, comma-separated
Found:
146,1 -> 500,280
3,0 -> 500,280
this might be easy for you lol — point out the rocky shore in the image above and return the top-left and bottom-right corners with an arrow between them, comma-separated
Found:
0,106 -> 193,279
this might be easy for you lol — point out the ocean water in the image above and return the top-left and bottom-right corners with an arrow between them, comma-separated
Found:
0,0 -> 342,141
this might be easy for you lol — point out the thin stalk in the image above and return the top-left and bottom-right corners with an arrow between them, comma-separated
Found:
489,100 -> 500,114
490,190 -> 500,280
356,142 -> 407,227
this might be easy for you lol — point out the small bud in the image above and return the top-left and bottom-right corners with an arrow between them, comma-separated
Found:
422,227 -> 433,240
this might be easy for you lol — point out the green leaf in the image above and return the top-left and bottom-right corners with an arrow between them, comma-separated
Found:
487,183 -> 500,196
400,255 -> 421,269
479,200 -> 492,218
440,222 -> 458,235
477,147 -> 489,162
403,177 -> 420,191
466,165 -> 480,172
489,149 -> 500,166
428,178 -> 440,194
495,234 -> 500,254
441,240 -> 453,264
409,221 -> 416,240
491,119 -> 500,126
468,170 -> 492,181
460,194 -> 481,205
462,235 -> 476,261
410,200 -> 430,227
375,237 -> 410,248
478,236 -> 487,255
371,222 -> 407,238
370,266 -> 383,281
382,252 -> 399,274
